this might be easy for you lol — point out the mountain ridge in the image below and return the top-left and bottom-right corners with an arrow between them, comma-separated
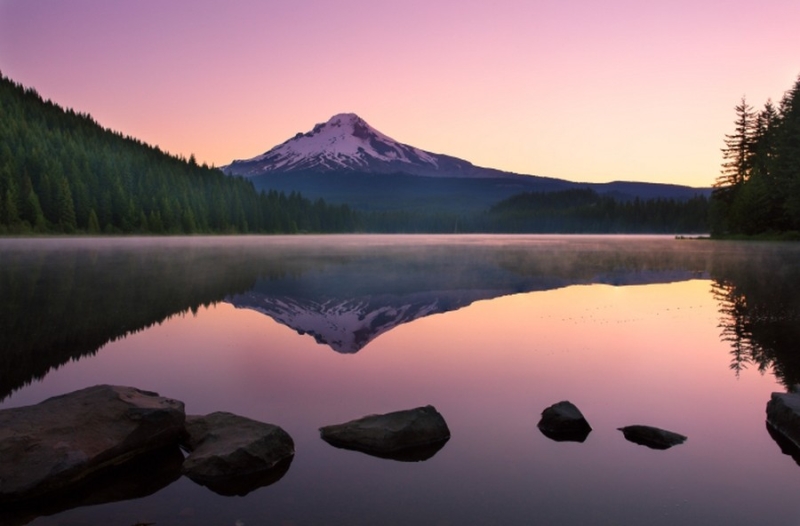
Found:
222,113 -> 710,211
224,112 -> 526,180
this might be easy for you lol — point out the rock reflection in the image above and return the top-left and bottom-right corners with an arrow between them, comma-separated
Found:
766,422 -> 800,467
0,445 -> 183,526
189,457 -> 293,497
323,439 -> 450,462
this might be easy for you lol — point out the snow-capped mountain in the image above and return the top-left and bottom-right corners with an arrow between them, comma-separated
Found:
222,112 -> 711,211
223,113 -> 513,179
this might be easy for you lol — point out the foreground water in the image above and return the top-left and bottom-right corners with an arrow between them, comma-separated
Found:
1,235 -> 800,525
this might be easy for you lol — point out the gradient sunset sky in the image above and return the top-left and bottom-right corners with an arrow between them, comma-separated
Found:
1,0 -> 798,187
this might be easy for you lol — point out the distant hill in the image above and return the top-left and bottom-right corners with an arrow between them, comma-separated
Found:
0,75 -> 355,234
224,113 -> 711,213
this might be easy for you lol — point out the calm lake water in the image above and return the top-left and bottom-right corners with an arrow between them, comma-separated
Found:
2,235 -> 800,525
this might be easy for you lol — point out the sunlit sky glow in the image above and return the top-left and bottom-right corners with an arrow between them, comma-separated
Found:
1,0 -> 798,187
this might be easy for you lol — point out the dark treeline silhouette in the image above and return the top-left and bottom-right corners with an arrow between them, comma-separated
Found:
482,188 -> 709,233
0,74 -> 357,234
711,75 -> 800,237
356,189 -> 709,233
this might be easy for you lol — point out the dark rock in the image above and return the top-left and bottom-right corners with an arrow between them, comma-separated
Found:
0,385 -> 185,504
181,412 -> 295,496
537,401 -> 592,442
766,392 -> 800,450
618,425 -> 687,450
319,405 -> 450,460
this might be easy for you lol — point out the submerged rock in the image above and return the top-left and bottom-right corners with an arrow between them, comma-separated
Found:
537,401 -> 592,442
0,385 -> 185,504
618,425 -> 687,450
766,392 -> 800,450
181,412 -> 295,496
319,405 -> 450,460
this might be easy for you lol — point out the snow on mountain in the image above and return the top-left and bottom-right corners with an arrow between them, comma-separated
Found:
223,113 -> 510,179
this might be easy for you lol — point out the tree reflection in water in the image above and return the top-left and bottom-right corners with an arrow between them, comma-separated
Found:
712,258 -> 800,389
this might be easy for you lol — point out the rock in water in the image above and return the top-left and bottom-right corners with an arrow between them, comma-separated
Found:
319,405 -> 450,460
618,425 -> 687,450
181,412 -> 295,496
766,392 -> 800,450
0,385 -> 185,503
537,401 -> 592,442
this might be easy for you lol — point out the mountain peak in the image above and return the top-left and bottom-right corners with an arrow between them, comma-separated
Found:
225,113 -> 458,177
325,112 -> 364,125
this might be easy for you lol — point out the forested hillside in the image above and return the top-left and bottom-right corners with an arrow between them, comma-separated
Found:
0,75 -> 356,234
711,75 -> 800,237
484,188 -> 709,233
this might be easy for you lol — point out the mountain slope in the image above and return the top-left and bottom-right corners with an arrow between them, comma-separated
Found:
224,113 -> 711,213
225,113 -> 523,179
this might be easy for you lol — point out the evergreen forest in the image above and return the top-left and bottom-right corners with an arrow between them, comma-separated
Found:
0,74 -> 357,234
482,188 -> 709,233
711,75 -> 800,237
0,73 -> 719,235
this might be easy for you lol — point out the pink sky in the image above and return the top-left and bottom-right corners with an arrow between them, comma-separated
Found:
1,0 -> 798,187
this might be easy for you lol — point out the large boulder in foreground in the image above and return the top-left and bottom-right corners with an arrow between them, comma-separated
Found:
320,405 -> 450,461
181,412 -> 295,496
0,385 -> 185,503
618,425 -> 687,450
767,392 -> 800,450
537,401 -> 592,442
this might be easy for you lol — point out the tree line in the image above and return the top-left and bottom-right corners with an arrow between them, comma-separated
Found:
711,75 -> 800,237
0,72 -> 715,235
0,74 -> 357,235
481,188 -> 709,233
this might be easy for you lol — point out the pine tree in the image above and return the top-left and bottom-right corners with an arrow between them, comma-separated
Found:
718,97 -> 757,190
773,77 -> 800,229
87,208 -> 101,233
711,97 -> 757,234
23,190 -> 47,230
3,186 -> 20,225
56,176 -> 77,232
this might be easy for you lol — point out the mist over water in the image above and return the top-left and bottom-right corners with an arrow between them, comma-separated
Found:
1,235 -> 799,525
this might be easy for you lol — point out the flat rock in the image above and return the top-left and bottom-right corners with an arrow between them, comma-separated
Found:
319,405 -> 450,460
618,425 -> 687,450
766,392 -> 800,450
0,385 -> 185,503
537,401 -> 592,442
181,412 -> 295,496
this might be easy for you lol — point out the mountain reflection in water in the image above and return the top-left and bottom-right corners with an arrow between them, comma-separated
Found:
2,235 -> 799,400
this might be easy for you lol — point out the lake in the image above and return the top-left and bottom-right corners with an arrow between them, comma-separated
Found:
1,235 -> 800,525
